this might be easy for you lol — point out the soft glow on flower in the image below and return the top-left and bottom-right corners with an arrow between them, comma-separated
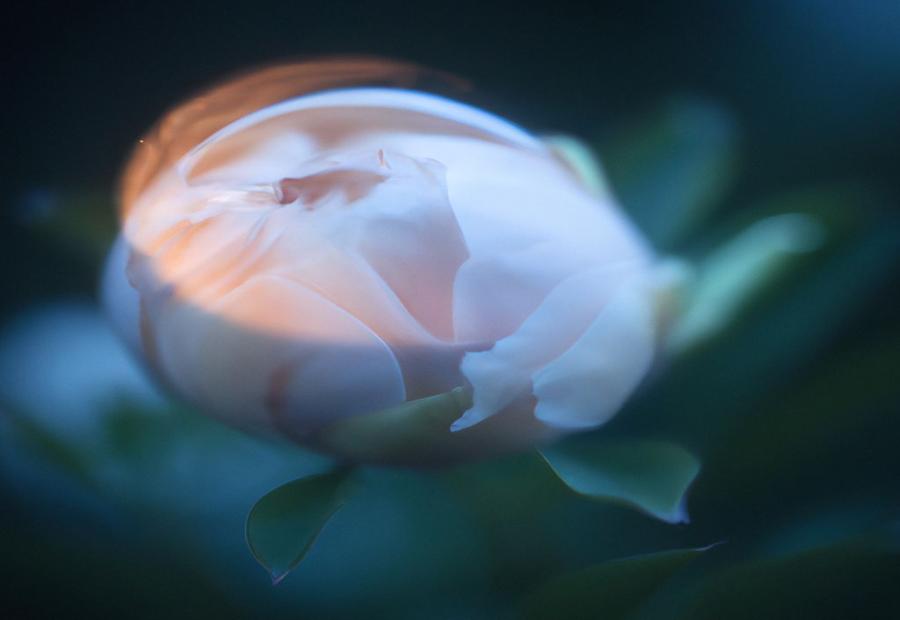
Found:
104,58 -> 663,464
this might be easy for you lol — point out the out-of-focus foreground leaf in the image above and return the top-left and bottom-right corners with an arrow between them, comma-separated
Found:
245,469 -> 350,584
676,539 -> 900,620
696,327 -> 900,518
0,404 -> 95,486
539,439 -> 700,523
1,520 -> 245,620
602,97 -> 738,249
19,189 -> 117,261
524,547 -> 707,620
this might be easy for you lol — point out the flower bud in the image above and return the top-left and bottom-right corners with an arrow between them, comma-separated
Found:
103,59 -> 661,465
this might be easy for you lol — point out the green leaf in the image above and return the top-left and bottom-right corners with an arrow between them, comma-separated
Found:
667,212 -> 826,355
544,134 -> 611,197
700,328 -> 900,507
615,190 -> 900,449
23,189 -> 118,261
315,387 -> 472,465
1,404 -> 95,486
678,540 -> 900,620
524,547 -> 708,620
245,468 -> 351,584
602,97 -> 738,249
539,439 -> 700,523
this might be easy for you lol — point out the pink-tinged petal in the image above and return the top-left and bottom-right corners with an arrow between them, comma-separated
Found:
149,274 -> 406,437
178,88 -> 543,186
120,58 -> 428,213
532,284 -> 656,429
305,150 -> 468,342
261,150 -> 474,395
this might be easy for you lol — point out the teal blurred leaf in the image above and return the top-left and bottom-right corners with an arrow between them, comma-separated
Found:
680,188 -> 900,371
1,404 -> 94,485
22,189 -> 117,261
539,439 -> 700,523
602,97 -> 738,249
728,204 -> 900,377
700,328 -> 900,506
667,212 -> 825,354
617,189 -> 900,448
245,468 -> 351,584
678,540 -> 900,620
524,547 -> 708,620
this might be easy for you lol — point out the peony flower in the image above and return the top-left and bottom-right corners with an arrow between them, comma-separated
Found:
103,59 -> 666,465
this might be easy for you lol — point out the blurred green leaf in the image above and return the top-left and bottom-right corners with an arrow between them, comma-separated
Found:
524,547 -> 707,620
680,188 -> 900,369
677,540 -> 900,620
245,468 -> 351,584
667,212 -> 825,354
1,404 -> 94,485
539,439 -> 700,523
725,206 -> 900,379
2,523 -> 246,620
23,189 -> 118,261
700,328 -> 900,508
316,387 -> 471,465
101,402 -> 248,461
602,97 -> 738,249
545,134 -> 611,197
615,190 -> 900,448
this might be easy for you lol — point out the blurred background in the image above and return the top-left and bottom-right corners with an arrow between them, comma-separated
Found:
2,1 -> 900,618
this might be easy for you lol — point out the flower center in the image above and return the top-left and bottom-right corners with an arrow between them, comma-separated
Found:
275,149 -> 393,210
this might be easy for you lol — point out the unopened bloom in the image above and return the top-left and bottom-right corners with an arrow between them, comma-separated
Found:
103,60 -> 663,465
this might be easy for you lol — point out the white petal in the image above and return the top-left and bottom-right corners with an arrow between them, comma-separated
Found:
452,240 -> 595,344
454,263 -> 643,431
354,135 -> 651,265
532,284 -> 656,429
